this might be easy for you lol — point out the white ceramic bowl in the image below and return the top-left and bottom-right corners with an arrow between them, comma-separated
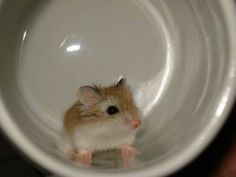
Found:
0,0 -> 235,177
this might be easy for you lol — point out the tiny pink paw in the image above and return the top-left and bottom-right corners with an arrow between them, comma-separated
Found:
78,150 -> 92,166
121,145 -> 138,168
121,145 -> 137,157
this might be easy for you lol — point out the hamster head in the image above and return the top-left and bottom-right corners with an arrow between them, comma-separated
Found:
78,78 -> 142,129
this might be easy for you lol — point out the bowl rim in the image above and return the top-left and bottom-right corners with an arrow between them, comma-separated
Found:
0,0 -> 235,177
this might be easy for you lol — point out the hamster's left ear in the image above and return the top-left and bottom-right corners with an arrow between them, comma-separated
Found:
116,78 -> 128,88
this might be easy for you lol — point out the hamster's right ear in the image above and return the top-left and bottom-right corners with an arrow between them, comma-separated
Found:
78,86 -> 101,105
116,78 -> 127,88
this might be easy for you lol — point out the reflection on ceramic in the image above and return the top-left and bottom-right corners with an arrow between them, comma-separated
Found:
22,31 -> 27,41
215,87 -> 232,118
60,35 -> 82,53
66,45 -> 81,52
0,0 -> 235,177
135,44 -> 172,117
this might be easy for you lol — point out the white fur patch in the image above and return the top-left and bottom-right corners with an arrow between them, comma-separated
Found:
73,119 -> 137,152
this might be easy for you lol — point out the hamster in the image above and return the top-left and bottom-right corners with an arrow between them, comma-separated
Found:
62,78 -> 142,167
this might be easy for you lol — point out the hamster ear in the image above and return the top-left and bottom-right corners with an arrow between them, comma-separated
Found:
78,86 -> 101,105
116,78 -> 128,88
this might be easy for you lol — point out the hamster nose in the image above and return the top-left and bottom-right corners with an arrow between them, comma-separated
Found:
130,118 -> 141,129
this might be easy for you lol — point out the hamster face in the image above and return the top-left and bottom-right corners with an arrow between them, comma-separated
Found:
78,79 -> 142,129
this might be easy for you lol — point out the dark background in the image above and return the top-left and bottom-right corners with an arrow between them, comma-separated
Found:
0,101 -> 235,177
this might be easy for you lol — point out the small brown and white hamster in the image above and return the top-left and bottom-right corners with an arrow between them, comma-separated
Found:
62,78 -> 142,167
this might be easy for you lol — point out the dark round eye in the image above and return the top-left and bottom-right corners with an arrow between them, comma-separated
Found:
106,106 -> 119,115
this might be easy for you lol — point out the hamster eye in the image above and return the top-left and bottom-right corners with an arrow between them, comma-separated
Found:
106,106 -> 119,115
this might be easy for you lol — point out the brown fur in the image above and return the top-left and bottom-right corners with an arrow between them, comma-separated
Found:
63,79 -> 139,136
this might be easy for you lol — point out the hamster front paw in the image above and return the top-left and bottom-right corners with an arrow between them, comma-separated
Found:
121,145 -> 138,168
121,145 -> 137,157
67,147 -> 93,167
78,149 -> 93,166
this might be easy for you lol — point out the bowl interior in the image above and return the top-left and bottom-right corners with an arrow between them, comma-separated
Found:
0,0 -> 235,176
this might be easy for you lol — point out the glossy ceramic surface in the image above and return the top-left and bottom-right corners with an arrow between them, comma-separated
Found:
0,0 -> 235,177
